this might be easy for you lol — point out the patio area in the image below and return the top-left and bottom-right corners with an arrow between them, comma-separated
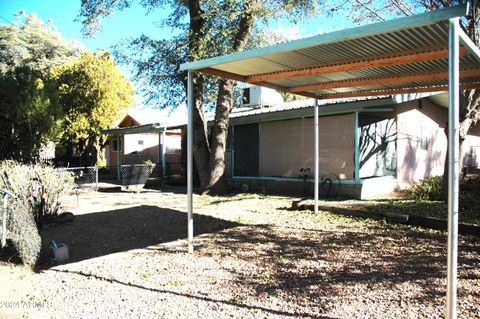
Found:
1,188 -> 479,318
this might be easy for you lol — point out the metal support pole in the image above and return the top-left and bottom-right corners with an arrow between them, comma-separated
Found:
314,99 -> 319,213
161,129 -> 167,180
187,70 -> 194,254
354,112 -> 360,183
1,190 -> 16,248
116,134 -> 121,181
158,132 -> 162,173
2,194 -> 9,247
447,17 -> 460,319
95,165 -> 98,191
231,125 -> 235,177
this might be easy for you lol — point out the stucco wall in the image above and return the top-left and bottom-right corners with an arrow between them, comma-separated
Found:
396,100 -> 447,187
396,99 -> 480,187
258,114 -> 355,179
123,133 -> 160,165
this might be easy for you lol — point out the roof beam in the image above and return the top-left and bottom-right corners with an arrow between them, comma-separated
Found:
199,67 -> 320,99
318,82 -> 480,100
289,68 -> 480,93
459,30 -> 480,63
247,48 -> 468,83
200,67 -> 247,82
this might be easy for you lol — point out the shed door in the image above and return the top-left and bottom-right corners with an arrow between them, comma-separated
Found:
234,123 -> 259,177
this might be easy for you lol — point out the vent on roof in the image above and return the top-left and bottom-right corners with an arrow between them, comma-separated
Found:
240,85 -> 284,108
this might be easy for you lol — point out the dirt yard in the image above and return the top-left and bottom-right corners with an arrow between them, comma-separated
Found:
0,187 -> 479,319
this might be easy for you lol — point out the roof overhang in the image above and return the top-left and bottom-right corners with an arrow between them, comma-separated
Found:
102,123 -> 166,135
180,4 -> 480,99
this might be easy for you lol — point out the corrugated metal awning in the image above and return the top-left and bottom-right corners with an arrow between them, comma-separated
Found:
180,4 -> 480,99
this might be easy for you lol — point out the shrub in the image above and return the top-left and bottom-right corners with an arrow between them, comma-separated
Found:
459,174 -> 480,221
1,195 -> 41,269
0,160 -> 75,228
406,175 -> 443,201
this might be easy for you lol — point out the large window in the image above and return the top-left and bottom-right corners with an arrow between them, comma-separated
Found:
359,114 -> 397,178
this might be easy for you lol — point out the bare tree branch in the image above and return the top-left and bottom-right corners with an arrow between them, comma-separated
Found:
353,0 -> 386,21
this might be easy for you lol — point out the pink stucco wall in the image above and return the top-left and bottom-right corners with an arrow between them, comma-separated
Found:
396,98 -> 480,187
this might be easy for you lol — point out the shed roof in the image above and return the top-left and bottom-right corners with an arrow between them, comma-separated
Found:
180,4 -> 480,99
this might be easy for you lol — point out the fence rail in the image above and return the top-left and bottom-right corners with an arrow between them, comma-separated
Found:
1,189 -> 17,248
64,164 -> 166,189
65,166 -> 98,189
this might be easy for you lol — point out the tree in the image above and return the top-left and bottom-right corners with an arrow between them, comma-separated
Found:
78,0 -> 320,193
321,0 -> 480,199
51,50 -> 134,165
0,12 -> 80,161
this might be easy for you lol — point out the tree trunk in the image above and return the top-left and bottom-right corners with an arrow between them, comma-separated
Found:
204,78 -> 235,194
198,0 -> 256,194
191,74 -> 211,187
187,0 -> 212,189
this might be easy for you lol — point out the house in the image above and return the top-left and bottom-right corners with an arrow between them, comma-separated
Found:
219,87 -> 480,199
103,108 -> 183,180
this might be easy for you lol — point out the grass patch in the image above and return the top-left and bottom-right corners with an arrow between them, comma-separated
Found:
348,174 -> 480,225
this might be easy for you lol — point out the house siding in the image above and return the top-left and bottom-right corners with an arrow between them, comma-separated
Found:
257,114 -> 355,179
225,96 -> 480,198
123,133 -> 160,165
395,100 -> 447,187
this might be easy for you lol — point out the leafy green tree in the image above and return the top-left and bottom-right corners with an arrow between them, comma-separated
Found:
0,12 -> 80,161
0,11 -> 82,75
79,0 -> 320,193
51,50 -> 134,165
0,67 -> 61,161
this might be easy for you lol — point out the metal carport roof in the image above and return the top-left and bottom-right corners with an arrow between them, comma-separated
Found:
180,4 -> 480,318
181,5 -> 480,98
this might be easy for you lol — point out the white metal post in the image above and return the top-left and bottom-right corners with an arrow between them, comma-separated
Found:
354,112 -> 360,183
161,129 -> 167,180
95,165 -> 98,191
187,70 -> 194,254
116,134 -> 121,181
314,99 -> 319,213
447,17 -> 460,319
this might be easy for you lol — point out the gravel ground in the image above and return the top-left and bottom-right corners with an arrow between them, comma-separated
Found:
0,188 -> 479,319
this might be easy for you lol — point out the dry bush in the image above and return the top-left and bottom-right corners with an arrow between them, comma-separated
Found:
0,161 -> 74,269
0,160 -> 75,227
1,195 -> 41,269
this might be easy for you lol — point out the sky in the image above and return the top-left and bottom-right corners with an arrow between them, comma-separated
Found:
0,0 -> 359,54
0,0 -> 170,52
0,0 -> 356,118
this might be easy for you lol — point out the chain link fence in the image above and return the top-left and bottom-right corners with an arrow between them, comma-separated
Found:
65,166 -> 98,189
64,163 -> 168,191
121,164 -> 155,189
1,189 -> 16,248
